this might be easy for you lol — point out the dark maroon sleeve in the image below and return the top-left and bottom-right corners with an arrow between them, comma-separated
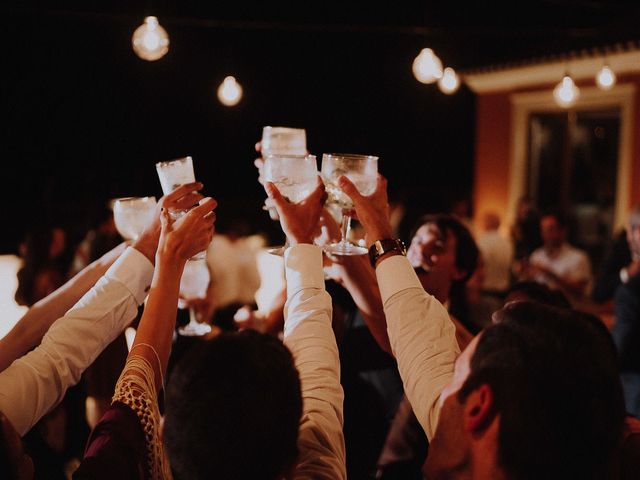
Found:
73,402 -> 148,480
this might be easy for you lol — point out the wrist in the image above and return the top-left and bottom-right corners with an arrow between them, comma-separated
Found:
367,228 -> 393,247
133,235 -> 157,265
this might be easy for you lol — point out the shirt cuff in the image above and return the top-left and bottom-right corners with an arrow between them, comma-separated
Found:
105,247 -> 154,305
284,244 -> 324,298
376,254 -> 423,303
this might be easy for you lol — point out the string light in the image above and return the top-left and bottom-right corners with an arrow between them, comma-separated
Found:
596,64 -> 616,90
438,67 -> 460,94
412,48 -> 443,84
132,16 -> 169,61
553,74 -> 580,107
217,76 -> 243,106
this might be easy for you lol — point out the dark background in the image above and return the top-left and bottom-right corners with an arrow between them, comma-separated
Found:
2,1 -> 639,252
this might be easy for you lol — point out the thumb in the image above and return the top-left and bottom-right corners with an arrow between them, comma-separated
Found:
338,175 -> 363,203
160,207 -> 172,233
265,182 -> 287,210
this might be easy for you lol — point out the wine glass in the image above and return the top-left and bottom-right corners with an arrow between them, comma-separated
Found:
178,259 -> 212,336
321,153 -> 378,255
112,197 -> 157,241
260,127 -> 307,219
263,154 -> 318,255
155,156 -> 207,261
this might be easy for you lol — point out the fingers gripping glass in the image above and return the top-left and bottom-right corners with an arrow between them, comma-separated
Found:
155,156 -> 208,261
263,154 -> 318,256
260,127 -> 307,219
321,154 -> 378,256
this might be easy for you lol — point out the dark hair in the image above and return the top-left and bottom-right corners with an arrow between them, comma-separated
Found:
541,211 -> 569,229
164,331 -> 302,480
459,302 -> 624,479
412,214 -> 479,285
505,281 -> 571,309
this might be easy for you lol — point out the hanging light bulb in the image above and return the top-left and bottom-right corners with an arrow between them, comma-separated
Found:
132,16 -> 169,61
553,74 -> 580,107
438,67 -> 460,94
412,48 -> 443,84
217,76 -> 243,107
596,64 -> 616,90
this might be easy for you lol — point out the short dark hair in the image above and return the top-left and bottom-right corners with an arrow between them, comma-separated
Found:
460,302 -> 624,479
413,214 -> 479,285
505,281 -> 571,309
164,331 -> 302,480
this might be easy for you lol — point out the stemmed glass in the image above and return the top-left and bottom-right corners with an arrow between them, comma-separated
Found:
156,156 -> 207,261
112,197 -> 157,241
177,259 -> 212,336
321,154 -> 378,256
263,154 -> 318,255
260,127 -> 307,219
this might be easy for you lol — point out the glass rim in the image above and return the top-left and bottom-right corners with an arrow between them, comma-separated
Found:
155,156 -> 192,168
264,153 -> 316,160
322,153 -> 379,161
262,126 -> 306,134
112,196 -> 157,204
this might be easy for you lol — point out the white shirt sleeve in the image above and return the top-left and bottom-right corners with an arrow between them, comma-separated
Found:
0,247 -> 153,435
283,245 -> 346,480
376,255 -> 459,440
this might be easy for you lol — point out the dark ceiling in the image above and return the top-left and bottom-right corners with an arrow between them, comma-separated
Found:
1,1 -> 639,252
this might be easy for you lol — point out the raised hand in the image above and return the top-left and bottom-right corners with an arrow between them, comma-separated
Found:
338,174 -> 392,246
157,197 -> 217,264
265,176 -> 326,245
133,182 -> 204,263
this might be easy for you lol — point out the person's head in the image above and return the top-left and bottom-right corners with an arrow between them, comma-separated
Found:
0,412 -> 33,480
540,213 -> 568,249
425,302 -> 625,480
503,281 -> 571,310
164,330 -> 302,480
407,214 -> 479,303
627,205 -> 640,257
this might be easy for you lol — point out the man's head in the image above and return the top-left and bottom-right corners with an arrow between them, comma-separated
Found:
627,205 -> 640,258
503,281 -> 571,310
407,214 -> 478,303
540,213 -> 568,249
164,331 -> 302,480
425,302 -> 625,480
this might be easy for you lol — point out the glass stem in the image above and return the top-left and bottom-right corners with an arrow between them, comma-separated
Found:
340,212 -> 352,245
189,307 -> 198,326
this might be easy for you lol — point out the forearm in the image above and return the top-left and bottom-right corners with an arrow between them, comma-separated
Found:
283,245 -> 346,478
0,247 -> 152,435
376,255 -> 458,440
129,258 -> 185,391
0,244 -> 126,372
338,255 -> 391,353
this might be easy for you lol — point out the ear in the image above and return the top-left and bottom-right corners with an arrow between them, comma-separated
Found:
462,384 -> 496,434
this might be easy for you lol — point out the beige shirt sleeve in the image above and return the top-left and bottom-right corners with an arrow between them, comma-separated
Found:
0,247 -> 153,435
283,244 -> 346,480
376,255 -> 459,440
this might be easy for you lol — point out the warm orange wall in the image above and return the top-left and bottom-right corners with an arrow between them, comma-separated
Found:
473,74 -> 640,230
630,74 -> 640,207
473,93 -> 512,231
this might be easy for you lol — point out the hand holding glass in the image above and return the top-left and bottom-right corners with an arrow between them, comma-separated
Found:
156,156 -> 207,260
263,154 -> 318,255
321,154 -> 378,255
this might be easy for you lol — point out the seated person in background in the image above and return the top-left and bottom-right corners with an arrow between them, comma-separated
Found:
476,212 -> 513,296
340,174 -> 625,479
523,212 -> 592,303
592,205 -> 640,304
77,178 -> 346,479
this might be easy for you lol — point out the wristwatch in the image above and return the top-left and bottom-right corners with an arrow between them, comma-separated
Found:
368,238 -> 407,268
